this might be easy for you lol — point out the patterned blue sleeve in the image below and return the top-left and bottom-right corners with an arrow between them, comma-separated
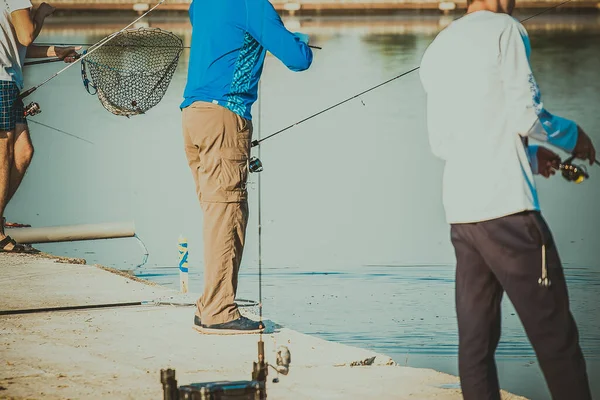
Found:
501,18 -> 579,152
244,0 -> 313,72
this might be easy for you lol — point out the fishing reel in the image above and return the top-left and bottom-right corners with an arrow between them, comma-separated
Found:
558,156 -> 589,184
160,344 -> 292,400
249,156 -> 263,173
23,102 -> 41,117
271,346 -> 291,382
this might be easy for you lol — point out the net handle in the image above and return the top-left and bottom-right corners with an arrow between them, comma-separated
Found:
80,50 -> 97,95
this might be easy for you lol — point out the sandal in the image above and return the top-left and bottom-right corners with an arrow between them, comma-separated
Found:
0,236 -> 40,254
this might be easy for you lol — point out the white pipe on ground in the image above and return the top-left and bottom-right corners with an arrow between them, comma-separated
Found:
5,221 -> 136,244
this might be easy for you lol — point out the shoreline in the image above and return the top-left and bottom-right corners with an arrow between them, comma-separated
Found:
0,252 -> 528,399
27,3 -> 600,17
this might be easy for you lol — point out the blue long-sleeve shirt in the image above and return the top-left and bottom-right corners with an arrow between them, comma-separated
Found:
180,0 -> 313,120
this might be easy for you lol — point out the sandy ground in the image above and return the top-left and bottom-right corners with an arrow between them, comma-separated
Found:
0,253 -> 527,399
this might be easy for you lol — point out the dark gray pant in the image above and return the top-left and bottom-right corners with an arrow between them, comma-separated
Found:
450,211 -> 591,400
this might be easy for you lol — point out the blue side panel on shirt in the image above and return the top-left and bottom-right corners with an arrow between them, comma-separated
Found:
226,33 -> 263,118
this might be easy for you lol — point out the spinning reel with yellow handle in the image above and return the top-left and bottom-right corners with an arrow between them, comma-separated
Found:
558,156 -> 591,184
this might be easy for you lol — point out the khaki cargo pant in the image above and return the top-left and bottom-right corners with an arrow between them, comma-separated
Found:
182,101 -> 252,326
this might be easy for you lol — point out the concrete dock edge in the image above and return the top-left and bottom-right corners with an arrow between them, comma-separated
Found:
0,253 -> 527,399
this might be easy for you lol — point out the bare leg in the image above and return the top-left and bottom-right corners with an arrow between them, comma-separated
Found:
0,129 -> 15,248
7,124 -> 33,203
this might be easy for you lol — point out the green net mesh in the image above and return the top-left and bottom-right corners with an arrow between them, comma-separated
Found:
82,27 -> 183,117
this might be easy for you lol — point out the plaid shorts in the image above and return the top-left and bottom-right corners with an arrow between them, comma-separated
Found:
0,80 -> 26,131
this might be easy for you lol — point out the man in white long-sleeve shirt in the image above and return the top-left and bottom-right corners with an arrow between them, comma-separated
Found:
419,0 -> 595,398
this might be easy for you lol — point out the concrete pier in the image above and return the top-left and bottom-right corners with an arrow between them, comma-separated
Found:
0,253 -> 527,399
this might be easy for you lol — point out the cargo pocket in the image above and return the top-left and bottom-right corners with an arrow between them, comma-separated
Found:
218,147 -> 249,192
236,114 -> 249,134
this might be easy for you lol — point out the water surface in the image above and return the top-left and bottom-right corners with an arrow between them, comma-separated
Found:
10,11 -> 600,400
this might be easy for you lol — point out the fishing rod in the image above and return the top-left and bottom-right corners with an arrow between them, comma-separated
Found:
0,296 -> 259,316
0,301 -> 143,316
24,57 -> 63,66
23,51 -> 82,67
250,0 -> 575,150
33,42 -> 323,50
257,81 -> 264,340
35,42 -> 192,48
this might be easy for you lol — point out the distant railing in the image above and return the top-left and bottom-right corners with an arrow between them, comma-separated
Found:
29,0 -> 595,3
34,13 -> 600,38
31,0 -> 599,10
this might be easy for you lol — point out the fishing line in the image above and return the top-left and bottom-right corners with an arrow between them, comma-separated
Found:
251,0 -> 575,148
28,119 -> 94,145
252,67 -> 419,147
133,234 -> 150,269
519,0 -> 574,23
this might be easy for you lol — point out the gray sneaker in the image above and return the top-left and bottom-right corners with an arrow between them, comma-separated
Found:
195,316 -> 264,335
193,315 -> 202,328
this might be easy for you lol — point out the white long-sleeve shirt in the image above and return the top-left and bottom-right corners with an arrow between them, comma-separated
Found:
419,10 -> 578,224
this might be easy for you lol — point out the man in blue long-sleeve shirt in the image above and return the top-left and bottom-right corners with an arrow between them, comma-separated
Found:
181,0 -> 313,334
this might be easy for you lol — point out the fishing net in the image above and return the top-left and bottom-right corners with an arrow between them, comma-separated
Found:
81,27 -> 183,117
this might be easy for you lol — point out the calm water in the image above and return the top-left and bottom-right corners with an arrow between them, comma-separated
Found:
10,11 -> 600,400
